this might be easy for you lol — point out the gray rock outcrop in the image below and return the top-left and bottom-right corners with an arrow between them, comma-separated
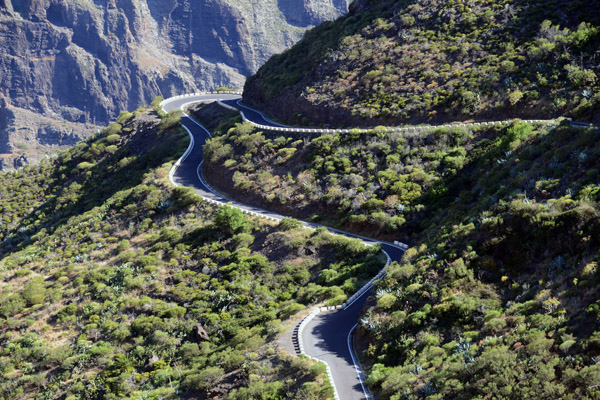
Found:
0,0 -> 349,169
195,323 -> 209,342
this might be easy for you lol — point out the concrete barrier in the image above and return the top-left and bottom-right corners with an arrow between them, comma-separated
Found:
164,92 -> 559,137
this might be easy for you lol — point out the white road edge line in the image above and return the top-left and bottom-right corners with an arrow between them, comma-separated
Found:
348,324 -> 374,400
197,161 -> 226,199
167,100 -> 212,187
296,248 -> 391,400
168,120 -> 195,187
297,311 -> 341,400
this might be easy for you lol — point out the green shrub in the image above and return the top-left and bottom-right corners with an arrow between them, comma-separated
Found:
23,278 -> 46,306
215,205 -> 247,234
278,217 -> 302,231
172,186 -> 202,208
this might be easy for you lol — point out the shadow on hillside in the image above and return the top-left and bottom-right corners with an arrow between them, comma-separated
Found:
0,118 -> 188,259
410,123 -> 600,275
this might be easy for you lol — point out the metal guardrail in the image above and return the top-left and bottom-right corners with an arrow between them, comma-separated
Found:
165,92 -> 598,135
236,109 -> 556,135
343,250 -> 391,310
165,91 -> 407,312
159,91 -> 243,109
164,92 -> 561,136
394,240 -> 409,250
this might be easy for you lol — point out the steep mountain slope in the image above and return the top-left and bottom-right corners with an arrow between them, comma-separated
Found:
244,0 -> 600,127
361,121 -> 600,399
0,104 -> 381,399
192,101 -> 600,398
0,0 -> 348,169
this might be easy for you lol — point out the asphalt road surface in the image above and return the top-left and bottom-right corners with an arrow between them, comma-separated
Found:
162,93 -> 405,400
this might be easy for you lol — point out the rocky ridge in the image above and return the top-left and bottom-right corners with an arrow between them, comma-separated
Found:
0,0 -> 348,169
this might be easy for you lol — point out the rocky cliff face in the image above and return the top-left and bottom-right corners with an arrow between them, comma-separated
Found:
0,0 -> 348,169
0,97 -> 94,170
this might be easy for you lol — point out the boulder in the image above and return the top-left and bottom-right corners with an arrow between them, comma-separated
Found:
195,323 -> 209,342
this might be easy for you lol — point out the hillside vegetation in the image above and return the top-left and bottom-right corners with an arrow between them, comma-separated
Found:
195,103 -> 555,239
194,101 -> 600,399
245,0 -> 599,126
362,122 -> 600,399
0,106 -> 383,399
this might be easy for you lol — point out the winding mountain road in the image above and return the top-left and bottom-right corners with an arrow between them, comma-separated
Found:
162,93 -> 404,400
161,92 -> 599,400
